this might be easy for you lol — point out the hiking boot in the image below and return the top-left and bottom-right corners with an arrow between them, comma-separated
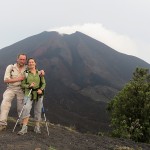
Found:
0,125 -> 6,131
34,126 -> 41,134
17,125 -> 28,135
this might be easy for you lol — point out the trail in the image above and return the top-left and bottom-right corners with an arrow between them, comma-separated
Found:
0,120 -> 149,150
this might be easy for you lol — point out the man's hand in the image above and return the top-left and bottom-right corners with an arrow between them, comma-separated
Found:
18,76 -> 24,81
39,70 -> 45,76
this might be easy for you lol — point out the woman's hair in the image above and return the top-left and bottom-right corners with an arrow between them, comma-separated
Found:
27,58 -> 36,64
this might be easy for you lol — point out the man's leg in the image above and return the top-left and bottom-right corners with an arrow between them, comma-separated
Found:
16,89 -> 24,116
0,88 -> 15,130
16,89 -> 24,125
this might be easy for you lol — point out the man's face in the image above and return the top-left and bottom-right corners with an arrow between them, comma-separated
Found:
17,55 -> 27,66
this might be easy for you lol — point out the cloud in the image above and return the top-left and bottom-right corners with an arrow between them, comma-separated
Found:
48,23 -> 139,57
135,41 -> 150,63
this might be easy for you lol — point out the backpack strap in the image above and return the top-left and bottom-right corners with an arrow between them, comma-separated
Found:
24,69 -> 29,78
10,64 -> 15,77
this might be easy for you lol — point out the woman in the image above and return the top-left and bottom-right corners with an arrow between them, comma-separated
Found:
18,58 -> 46,135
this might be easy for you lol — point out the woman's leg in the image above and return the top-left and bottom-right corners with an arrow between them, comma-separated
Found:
34,97 -> 43,133
18,99 -> 33,135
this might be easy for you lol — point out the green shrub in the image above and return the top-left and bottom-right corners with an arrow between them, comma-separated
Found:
108,68 -> 150,143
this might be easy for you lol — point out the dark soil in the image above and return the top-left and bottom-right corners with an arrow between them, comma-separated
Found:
0,119 -> 149,150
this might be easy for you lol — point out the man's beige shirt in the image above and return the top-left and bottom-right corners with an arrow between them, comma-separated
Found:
4,63 -> 27,87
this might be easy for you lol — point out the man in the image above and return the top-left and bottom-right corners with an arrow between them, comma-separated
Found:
0,54 -> 44,131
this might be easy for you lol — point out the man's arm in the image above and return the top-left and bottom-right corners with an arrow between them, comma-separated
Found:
4,77 -> 24,83
4,65 -> 24,83
39,70 -> 45,76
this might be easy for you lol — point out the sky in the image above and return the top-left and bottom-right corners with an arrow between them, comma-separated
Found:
0,0 -> 150,63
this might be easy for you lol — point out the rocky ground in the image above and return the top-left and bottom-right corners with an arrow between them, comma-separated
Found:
0,118 -> 149,150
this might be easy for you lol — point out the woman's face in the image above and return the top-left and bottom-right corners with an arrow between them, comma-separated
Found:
28,59 -> 36,69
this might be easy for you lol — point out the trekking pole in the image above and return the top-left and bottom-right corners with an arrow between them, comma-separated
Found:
12,89 -> 32,132
42,105 -> 50,136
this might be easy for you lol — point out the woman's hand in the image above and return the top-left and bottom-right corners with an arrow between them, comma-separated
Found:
29,82 -> 35,88
37,89 -> 42,94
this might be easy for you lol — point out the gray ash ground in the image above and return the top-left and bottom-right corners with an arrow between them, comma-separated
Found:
0,119 -> 149,150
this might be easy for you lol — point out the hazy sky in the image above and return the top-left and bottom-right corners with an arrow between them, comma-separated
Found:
0,0 -> 150,63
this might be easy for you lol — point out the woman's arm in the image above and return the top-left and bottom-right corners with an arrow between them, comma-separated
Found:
21,77 -> 30,89
40,76 -> 46,90
37,76 -> 46,95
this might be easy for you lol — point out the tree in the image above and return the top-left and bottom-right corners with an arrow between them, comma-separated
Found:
108,68 -> 150,143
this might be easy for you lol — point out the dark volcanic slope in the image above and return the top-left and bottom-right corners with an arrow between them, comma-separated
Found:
0,31 -> 150,133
